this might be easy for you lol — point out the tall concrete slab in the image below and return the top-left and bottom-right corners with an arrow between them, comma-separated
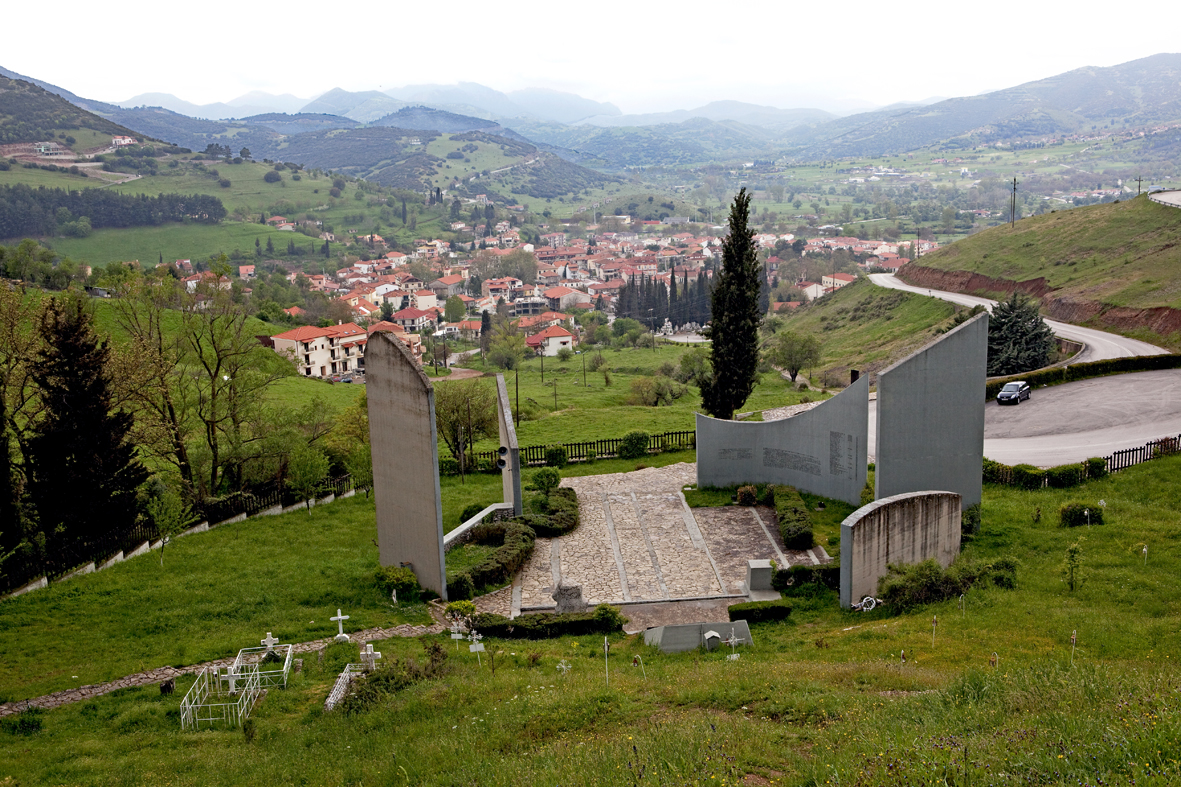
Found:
366,332 -> 447,599
840,491 -> 961,608
875,312 -> 987,509
695,374 -> 869,506
495,374 -> 522,516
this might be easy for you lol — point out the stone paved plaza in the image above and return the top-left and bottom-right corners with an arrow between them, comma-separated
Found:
513,462 -> 830,613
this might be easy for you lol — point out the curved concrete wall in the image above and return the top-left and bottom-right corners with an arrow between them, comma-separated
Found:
696,374 -> 869,505
366,332 -> 448,599
875,312 -> 986,508
839,490 -> 961,608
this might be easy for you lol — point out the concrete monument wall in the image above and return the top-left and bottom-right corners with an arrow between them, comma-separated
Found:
366,332 -> 447,599
839,491 -> 961,608
695,374 -> 869,506
875,312 -> 987,509
495,374 -> 522,516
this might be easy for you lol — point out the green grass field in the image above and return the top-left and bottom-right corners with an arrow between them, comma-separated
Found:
3,452 -> 1181,784
911,194 -> 1181,311
771,278 -> 960,383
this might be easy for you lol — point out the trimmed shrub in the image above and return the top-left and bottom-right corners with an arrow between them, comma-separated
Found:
533,467 -> 561,495
1085,456 -> 1108,480
728,598 -> 792,624
459,503 -> 486,524
1060,503 -> 1104,528
773,564 -> 840,593
736,485 -> 757,506
1046,464 -> 1083,488
618,430 -> 650,459
772,485 -> 813,549
585,448 -> 597,464
982,458 -> 1010,485
447,572 -> 475,600
544,446 -> 568,468
961,503 -> 981,540
758,485 -> 775,507
375,565 -> 421,600
445,600 -> 476,621
1010,464 -> 1046,491
468,604 -> 627,639
439,457 -> 459,476
467,522 -> 535,588
524,488 -> 579,537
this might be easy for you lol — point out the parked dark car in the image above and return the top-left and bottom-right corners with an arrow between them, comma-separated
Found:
996,380 -> 1031,405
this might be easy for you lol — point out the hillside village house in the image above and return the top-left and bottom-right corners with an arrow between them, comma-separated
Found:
821,272 -> 857,290
368,321 -> 423,364
526,325 -> 575,356
271,323 -> 367,378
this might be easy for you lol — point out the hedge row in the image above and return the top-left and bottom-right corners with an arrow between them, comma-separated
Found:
447,490 -> 581,599
772,564 -> 840,593
983,457 -> 1107,489
771,485 -> 814,549
468,604 -> 628,639
728,598 -> 793,624
985,353 -> 1181,400
1061,502 -> 1104,527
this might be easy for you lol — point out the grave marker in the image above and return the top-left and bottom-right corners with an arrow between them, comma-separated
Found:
331,609 -> 350,643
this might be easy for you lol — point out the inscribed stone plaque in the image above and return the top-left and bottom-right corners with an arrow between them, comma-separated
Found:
696,374 -> 869,505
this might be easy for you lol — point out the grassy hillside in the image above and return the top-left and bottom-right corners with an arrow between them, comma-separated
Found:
771,278 -> 960,383
912,194 -> 1181,309
2,453 -> 1180,784
0,75 -> 144,148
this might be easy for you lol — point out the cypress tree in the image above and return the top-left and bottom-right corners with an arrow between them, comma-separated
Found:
699,189 -> 761,420
668,270 -> 679,327
26,296 -> 147,555
480,310 -> 493,354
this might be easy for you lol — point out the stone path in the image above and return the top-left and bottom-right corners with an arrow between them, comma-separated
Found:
516,462 -> 824,612
0,621 -> 444,718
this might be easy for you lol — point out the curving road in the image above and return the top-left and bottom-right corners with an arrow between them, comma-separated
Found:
868,273 -> 1168,362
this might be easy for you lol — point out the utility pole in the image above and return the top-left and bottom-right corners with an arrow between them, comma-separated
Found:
1010,178 -> 1018,228
515,370 -> 519,428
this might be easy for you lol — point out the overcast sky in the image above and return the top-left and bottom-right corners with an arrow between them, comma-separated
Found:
5,0 -> 1177,115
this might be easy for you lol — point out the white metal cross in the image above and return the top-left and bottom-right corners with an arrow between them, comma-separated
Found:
261,632 -> 279,652
331,609 -> 350,642
361,643 -> 382,670
724,629 -> 741,661
557,659 -> 572,675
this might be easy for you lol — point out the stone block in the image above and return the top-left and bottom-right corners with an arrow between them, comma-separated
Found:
552,578 -> 586,613
746,559 -> 773,592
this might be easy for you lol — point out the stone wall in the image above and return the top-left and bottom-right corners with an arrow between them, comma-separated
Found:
875,312 -> 986,508
366,332 -> 447,599
839,491 -> 961,608
695,374 -> 869,506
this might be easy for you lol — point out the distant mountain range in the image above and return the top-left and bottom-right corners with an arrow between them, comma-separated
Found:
5,53 -> 1181,185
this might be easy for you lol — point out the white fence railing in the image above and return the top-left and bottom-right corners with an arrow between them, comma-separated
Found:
180,664 -> 262,731
232,645 -> 293,689
324,664 -> 365,712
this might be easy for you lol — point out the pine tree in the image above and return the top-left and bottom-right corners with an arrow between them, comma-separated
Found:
26,296 -> 147,554
987,292 -> 1054,376
699,189 -> 762,420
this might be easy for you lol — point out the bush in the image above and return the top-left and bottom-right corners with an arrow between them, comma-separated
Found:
758,485 -> 775,507
961,503 -> 981,540
445,600 -> 476,621
218,178 -> 231,188
338,641 -> 449,715
1060,502 -> 1104,528
467,522 -> 535,588
263,170 -> 282,183
1085,456 -> 1108,480
618,431 -> 650,459
447,572 -> 475,600
772,565 -> 840,593
544,446 -> 568,469
877,557 -> 1018,611
585,448 -> 597,464
772,485 -> 813,549
520,488 -> 579,537
556,347 -> 574,362
1010,464 -> 1046,491
375,565 -> 421,600
736,485 -> 757,506
439,457 -> 459,476
468,604 -> 627,639
1046,464 -> 1083,488
982,458 -> 1011,485
727,598 -> 792,623
459,502 -> 486,524
534,466 -> 561,495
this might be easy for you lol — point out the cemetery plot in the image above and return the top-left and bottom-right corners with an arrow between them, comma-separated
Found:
180,663 -> 262,731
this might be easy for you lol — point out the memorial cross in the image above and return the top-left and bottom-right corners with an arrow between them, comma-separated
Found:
361,643 -> 382,671
261,632 -> 279,652
724,629 -> 741,662
450,622 -> 465,652
331,609 -> 350,643
468,630 -> 484,666
557,659 -> 572,675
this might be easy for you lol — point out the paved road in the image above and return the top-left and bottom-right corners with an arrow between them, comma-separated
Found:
1149,190 -> 1181,209
866,370 -> 1181,466
868,273 -> 1168,362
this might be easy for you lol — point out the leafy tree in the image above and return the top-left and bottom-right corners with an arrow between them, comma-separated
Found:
344,446 -> 373,498
286,444 -> 329,513
700,188 -> 762,420
380,300 -> 394,321
0,284 -> 43,563
264,171 -> 282,183
26,295 -> 147,554
444,295 -> 465,323
487,321 -> 527,370
145,479 -> 194,567
433,379 -> 497,465
239,148 -> 251,160
768,331 -> 822,382
987,292 -> 1054,376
